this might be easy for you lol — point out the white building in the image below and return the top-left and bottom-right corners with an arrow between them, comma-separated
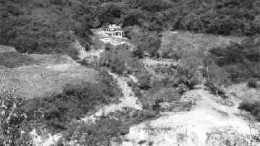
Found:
102,24 -> 124,38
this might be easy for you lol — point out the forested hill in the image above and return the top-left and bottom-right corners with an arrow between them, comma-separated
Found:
0,0 -> 98,58
1,0 -> 260,57
97,0 -> 260,35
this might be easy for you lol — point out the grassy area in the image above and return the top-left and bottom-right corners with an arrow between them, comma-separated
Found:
159,31 -> 242,59
0,69 -> 122,145
0,52 -> 40,68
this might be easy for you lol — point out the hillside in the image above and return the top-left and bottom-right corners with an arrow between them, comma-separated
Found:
1,0 -> 260,146
0,47 -> 97,99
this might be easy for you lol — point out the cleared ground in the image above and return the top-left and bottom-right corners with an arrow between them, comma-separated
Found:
0,46 -> 97,99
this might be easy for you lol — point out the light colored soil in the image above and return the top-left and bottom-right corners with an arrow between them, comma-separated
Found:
82,72 -> 142,122
119,88 -> 260,146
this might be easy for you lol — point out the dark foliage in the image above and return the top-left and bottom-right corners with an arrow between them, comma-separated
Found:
239,101 -> 260,121
100,46 -> 143,74
1,0 -> 259,62
20,72 -> 121,132
0,0 -> 97,58
61,117 -> 129,146
248,78 -> 258,88
208,38 -> 260,82
97,0 -> 260,36
205,81 -> 227,98
0,91 -> 33,146
138,73 -> 151,90
60,108 -> 158,145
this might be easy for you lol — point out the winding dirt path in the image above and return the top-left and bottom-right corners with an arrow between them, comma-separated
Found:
83,72 -> 142,122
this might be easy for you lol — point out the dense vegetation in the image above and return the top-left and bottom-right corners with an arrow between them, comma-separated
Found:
1,0 -> 260,58
0,0 -> 97,58
1,0 -> 260,145
0,71 -> 121,145
97,0 -> 260,35
239,101 -> 260,121
206,38 -> 260,83
100,44 -> 144,74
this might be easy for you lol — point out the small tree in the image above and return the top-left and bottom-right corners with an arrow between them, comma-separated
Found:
0,90 -> 32,146
248,78 -> 258,88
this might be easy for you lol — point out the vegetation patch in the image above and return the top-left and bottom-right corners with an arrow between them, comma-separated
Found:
59,108 -> 158,146
0,70 -> 121,145
239,101 -> 260,121
207,38 -> 260,83
0,52 -> 40,68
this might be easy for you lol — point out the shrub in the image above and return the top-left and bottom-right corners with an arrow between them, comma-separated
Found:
21,73 -> 121,133
208,40 -> 260,83
239,101 -> 260,121
0,90 -> 33,146
238,101 -> 254,112
138,73 -> 152,90
61,117 -> 128,146
205,81 -> 227,98
0,0 -> 95,59
131,31 -> 161,58
248,78 -> 258,88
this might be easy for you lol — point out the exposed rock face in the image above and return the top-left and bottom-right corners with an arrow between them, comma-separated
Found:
115,89 -> 260,146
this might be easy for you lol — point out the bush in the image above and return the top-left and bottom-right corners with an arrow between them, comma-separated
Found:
205,81 -> 227,98
239,101 -> 260,121
0,0 -> 95,59
61,117 -> 128,146
0,90 -> 33,146
131,31 -> 161,58
60,108 -> 158,146
248,78 -> 258,88
138,73 -> 151,90
208,40 -> 260,83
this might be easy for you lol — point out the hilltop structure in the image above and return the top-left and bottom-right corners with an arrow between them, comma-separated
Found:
102,24 -> 124,38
